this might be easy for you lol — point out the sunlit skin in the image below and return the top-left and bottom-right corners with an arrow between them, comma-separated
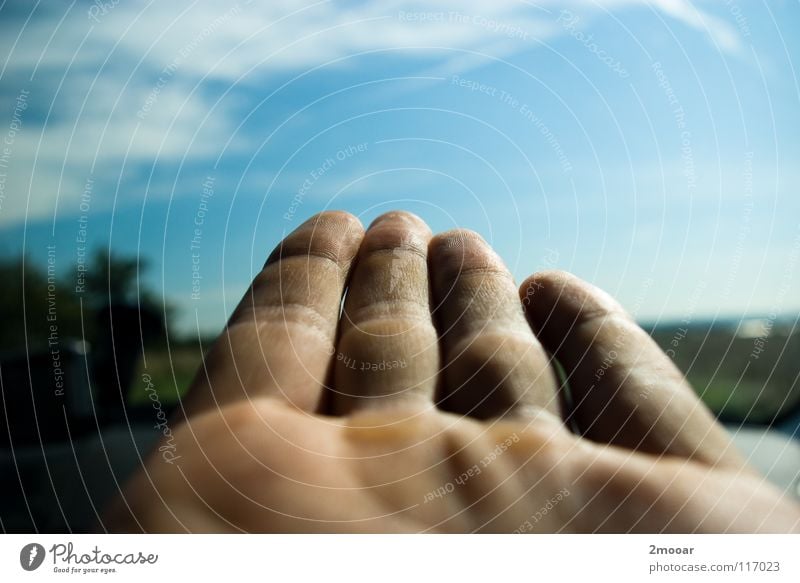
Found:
104,211 -> 800,533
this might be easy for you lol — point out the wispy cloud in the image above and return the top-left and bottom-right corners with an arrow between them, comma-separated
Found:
646,0 -> 742,53
0,0 -> 747,225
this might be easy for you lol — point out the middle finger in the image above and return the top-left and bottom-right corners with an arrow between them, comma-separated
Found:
327,211 -> 440,414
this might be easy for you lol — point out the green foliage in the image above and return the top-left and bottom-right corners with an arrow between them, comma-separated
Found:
0,257 -> 84,353
650,322 -> 800,423
0,251 -> 170,354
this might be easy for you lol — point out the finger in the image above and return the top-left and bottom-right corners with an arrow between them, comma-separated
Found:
428,230 -> 559,419
520,270 -> 747,469
181,211 -> 364,417
327,211 -> 439,415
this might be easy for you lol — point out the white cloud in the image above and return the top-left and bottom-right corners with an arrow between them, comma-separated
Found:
0,72 -> 234,224
0,0 -> 747,225
647,0 -> 742,53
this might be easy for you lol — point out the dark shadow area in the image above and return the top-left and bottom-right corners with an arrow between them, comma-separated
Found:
0,253 -> 206,532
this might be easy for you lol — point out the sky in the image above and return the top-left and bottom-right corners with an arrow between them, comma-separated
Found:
0,0 -> 799,336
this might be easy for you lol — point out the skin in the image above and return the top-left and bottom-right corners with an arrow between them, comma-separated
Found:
103,211 -> 800,533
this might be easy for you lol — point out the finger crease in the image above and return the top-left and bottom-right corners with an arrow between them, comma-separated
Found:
229,302 -> 335,343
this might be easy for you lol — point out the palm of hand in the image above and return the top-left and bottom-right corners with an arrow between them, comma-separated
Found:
106,212 -> 800,533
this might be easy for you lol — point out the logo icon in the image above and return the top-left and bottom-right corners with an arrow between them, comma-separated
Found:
20,543 -> 46,571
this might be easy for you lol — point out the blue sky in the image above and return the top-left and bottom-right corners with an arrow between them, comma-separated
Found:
1,0 -> 798,335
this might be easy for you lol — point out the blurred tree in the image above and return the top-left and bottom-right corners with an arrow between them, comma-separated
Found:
1,249 -> 176,422
0,257 -> 82,353
83,249 -> 139,306
82,248 -> 166,317
0,250 -> 171,353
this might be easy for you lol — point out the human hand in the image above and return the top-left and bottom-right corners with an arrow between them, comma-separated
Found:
104,211 -> 800,532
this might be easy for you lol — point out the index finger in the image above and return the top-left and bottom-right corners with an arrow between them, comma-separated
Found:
180,211 -> 364,418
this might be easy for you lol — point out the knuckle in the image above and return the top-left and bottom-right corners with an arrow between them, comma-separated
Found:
360,231 -> 428,259
448,330 -> 540,370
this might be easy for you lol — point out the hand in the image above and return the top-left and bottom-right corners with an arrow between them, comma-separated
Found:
104,211 -> 800,532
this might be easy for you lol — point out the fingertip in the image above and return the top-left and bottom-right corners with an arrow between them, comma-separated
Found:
519,270 -> 625,327
428,228 -> 506,285
519,270 -> 574,300
359,211 -> 433,258
519,270 -> 566,324
267,210 -> 365,266
305,209 -> 362,226
305,210 -> 366,237
369,210 -> 431,235
429,228 -> 487,250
